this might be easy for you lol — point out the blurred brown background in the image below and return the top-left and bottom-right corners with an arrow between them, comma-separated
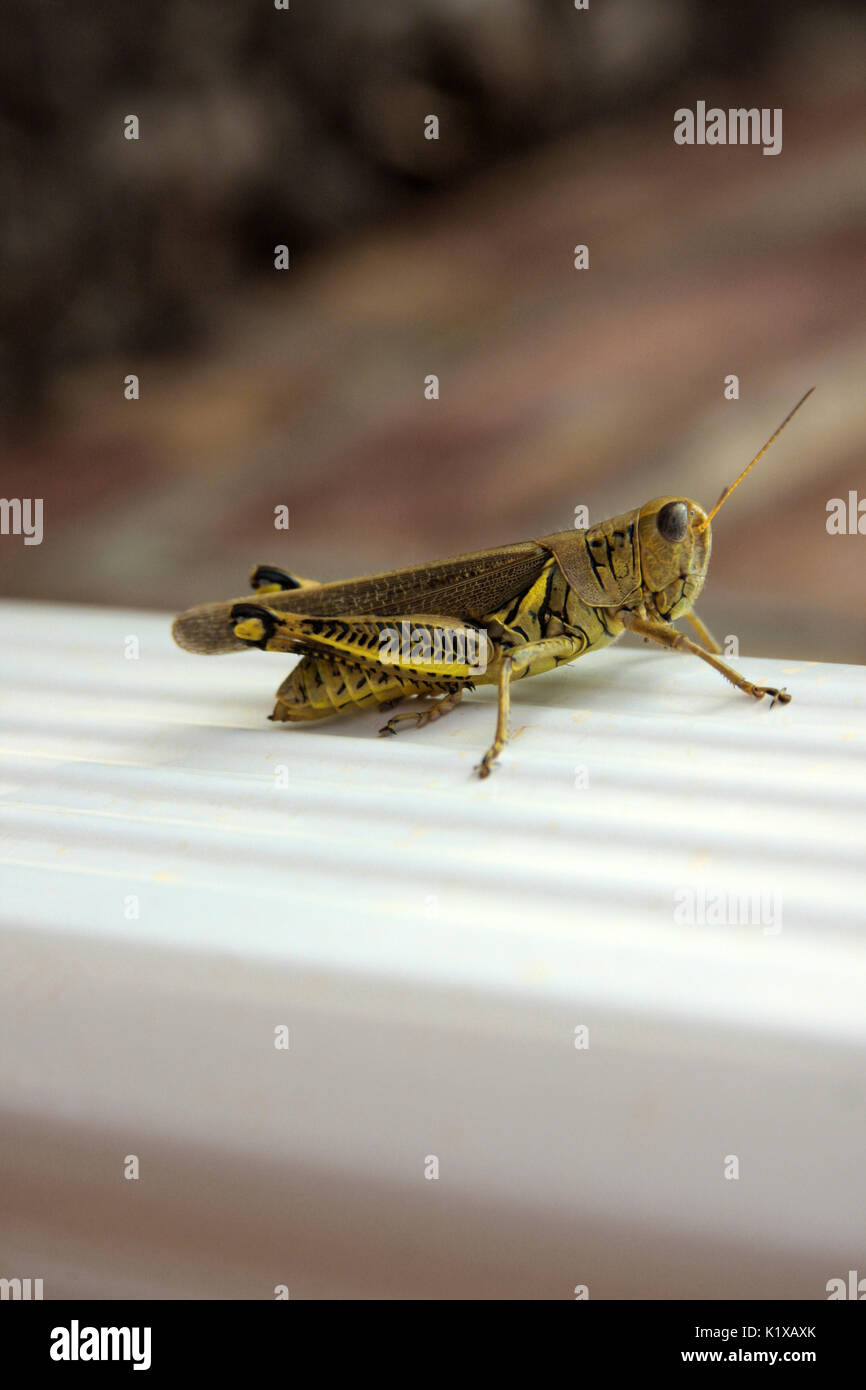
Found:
1,0 -> 864,661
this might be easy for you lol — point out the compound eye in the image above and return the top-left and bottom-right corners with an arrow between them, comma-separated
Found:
657,501 -> 689,543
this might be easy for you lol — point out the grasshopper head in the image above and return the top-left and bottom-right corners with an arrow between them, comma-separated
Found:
637,497 -> 711,620
634,389 -> 815,621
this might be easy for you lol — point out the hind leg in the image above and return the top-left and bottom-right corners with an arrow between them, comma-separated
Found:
249,565 -> 318,594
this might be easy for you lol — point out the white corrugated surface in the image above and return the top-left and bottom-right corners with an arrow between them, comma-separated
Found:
0,598 -> 864,1299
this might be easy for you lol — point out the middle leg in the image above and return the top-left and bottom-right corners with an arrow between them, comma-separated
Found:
379,688 -> 464,736
476,635 -> 585,778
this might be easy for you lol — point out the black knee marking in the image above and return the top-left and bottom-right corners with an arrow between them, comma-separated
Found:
250,565 -> 301,591
230,602 -> 278,649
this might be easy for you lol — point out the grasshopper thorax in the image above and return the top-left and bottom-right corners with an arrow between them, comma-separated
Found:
636,496 -> 711,620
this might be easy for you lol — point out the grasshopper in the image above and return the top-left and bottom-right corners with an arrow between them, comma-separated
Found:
173,390 -> 812,776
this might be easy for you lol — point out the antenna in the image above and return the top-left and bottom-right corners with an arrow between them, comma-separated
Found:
696,387 -> 815,532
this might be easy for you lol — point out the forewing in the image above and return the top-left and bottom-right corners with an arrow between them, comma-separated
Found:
173,539 -> 550,653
